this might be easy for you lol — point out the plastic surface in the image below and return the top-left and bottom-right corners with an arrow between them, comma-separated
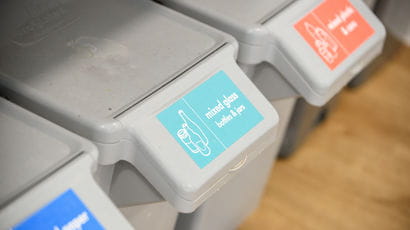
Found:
0,0 -> 279,212
120,202 -> 178,230
242,62 -> 299,100
0,154 -> 134,230
176,98 -> 296,230
172,0 -> 293,25
118,46 -> 279,212
110,161 -> 164,206
265,0 -> 386,105
0,98 -> 132,229
0,0 -> 233,163
161,0 -> 386,106
13,189 -> 106,230
0,0 -> 225,119
279,96 -> 339,158
156,70 -> 265,169
0,0 -> 231,148
0,98 -> 88,207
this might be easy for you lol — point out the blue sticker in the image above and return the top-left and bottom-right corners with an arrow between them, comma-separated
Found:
14,189 -> 104,230
157,71 -> 263,169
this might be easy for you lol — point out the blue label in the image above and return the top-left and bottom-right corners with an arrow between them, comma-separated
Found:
157,71 -> 263,169
14,189 -> 104,230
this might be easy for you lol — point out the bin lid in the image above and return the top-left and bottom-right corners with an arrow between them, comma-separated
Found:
0,98 -> 86,207
160,0 -> 386,105
159,0 -> 295,46
0,0 -> 279,212
180,0 -> 294,25
0,0 -> 226,119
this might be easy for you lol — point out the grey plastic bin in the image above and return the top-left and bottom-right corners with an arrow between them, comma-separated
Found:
159,0 -> 386,229
0,97 -> 133,229
0,0 -> 279,229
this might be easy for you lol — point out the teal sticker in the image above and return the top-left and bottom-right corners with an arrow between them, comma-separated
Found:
157,71 -> 263,169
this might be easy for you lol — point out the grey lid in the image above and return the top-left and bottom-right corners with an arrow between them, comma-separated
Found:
0,0 -> 226,119
182,0 -> 294,24
0,98 -> 85,207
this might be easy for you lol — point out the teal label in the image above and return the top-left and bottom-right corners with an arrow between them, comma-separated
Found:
157,71 -> 263,169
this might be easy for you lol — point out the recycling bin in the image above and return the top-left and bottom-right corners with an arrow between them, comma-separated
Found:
0,98 -> 133,230
279,0 -> 382,158
281,0 -> 382,158
0,0 -> 279,229
159,0 -> 386,229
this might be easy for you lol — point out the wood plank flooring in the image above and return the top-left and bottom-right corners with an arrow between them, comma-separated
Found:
238,44 -> 410,230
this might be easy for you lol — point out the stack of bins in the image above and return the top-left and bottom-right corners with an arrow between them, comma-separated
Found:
280,0 -> 382,158
0,0 -> 280,229
0,98 -> 134,229
159,0 -> 386,229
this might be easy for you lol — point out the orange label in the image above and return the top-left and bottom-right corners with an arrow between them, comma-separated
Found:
294,0 -> 374,70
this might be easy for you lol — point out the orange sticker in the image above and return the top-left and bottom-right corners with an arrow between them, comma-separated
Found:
294,0 -> 374,70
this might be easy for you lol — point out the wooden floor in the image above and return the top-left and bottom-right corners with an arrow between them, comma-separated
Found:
239,44 -> 410,230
